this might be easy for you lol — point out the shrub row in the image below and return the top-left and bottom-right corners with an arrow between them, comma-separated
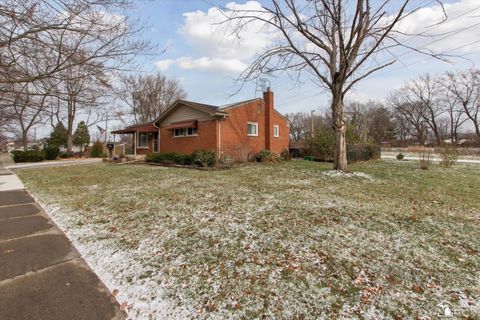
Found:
146,152 -> 193,165
254,149 -> 290,162
11,150 -> 45,163
146,150 -> 216,167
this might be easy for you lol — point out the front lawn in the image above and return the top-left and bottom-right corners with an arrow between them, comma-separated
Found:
17,160 -> 480,319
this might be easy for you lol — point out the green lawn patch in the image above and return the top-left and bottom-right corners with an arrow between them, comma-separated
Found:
17,160 -> 480,319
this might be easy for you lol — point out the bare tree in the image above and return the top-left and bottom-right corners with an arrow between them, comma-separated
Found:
225,0 -> 446,171
441,77 -> 466,144
445,69 -> 480,144
49,56 -> 111,152
394,74 -> 445,145
1,81 -> 54,149
347,101 -> 395,144
116,73 -> 186,124
0,0 -> 148,88
389,95 -> 428,146
285,112 -> 309,141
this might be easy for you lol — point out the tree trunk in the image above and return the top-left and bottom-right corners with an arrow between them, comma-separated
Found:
475,126 -> 480,145
332,93 -> 348,172
449,113 -> 455,144
66,122 -> 73,152
22,131 -> 28,151
66,100 -> 75,153
431,125 -> 442,146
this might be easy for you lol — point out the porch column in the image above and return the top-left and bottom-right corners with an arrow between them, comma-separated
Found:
134,132 -> 137,156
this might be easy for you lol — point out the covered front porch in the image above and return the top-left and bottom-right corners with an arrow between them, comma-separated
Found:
111,122 -> 159,157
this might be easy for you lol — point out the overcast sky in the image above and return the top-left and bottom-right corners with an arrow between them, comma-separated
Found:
127,0 -> 480,116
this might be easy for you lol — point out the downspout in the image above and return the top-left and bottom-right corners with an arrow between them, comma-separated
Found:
153,122 -> 160,153
217,119 -> 221,159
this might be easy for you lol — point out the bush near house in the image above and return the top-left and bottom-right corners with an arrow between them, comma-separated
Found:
90,141 -> 105,158
192,149 -> 216,167
146,152 -> 193,165
44,147 -> 60,160
255,150 -> 281,162
11,150 -> 45,163
60,151 -> 74,159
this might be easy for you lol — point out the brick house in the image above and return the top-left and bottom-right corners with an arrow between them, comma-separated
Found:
112,88 -> 289,161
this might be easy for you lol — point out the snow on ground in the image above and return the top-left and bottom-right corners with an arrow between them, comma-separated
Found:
321,170 -> 375,181
33,199 -> 195,320
17,161 -> 480,319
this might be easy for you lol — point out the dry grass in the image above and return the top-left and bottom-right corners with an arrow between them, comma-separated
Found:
17,160 -> 480,319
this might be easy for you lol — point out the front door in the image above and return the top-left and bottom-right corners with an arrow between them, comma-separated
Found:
153,132 -> 159,153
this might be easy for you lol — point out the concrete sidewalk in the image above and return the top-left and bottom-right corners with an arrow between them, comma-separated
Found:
381,155 -> 480,164
6,158 -> 103,170
0,167 -> 24,191
0,168 -> 125,319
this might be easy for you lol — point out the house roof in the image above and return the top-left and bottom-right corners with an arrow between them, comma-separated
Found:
219,97 -> 288,121
111,121 -> 157,134
153,99 -> 230,126
219,98 -> 262,110
116,96 -> 288,132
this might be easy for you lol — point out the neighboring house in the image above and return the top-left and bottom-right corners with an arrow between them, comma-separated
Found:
112,88 -> 289,161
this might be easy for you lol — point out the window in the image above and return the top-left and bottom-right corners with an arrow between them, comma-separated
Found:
138,132 -> 148,147
174,128 -> 185,137
187,127 -> 198,136
273,125 -> 279,137
174,127 -> 197,137
247,122 -> 258,136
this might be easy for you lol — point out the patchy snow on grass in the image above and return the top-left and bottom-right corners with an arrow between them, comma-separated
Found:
322,170 -> 375,181
33,199 -> 195,320
17,161 -> 480,319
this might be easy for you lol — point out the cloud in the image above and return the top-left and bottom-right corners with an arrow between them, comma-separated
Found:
154,59 -> 174,71
391,0 -> 480,54
156,1 -> 276,74
155,56 -> 248,73
156,0 -> 479,77
176,57 -> 248,73
179,1 -> 274,60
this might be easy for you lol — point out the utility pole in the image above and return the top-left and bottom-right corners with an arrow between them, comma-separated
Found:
311,110 -> 316,138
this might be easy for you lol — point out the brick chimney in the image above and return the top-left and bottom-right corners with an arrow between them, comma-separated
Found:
263,87 -> 274,150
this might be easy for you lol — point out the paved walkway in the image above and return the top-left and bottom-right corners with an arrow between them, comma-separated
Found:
0,166 -> 125,320
5,158 -> 103,170
381,155 -> 480,164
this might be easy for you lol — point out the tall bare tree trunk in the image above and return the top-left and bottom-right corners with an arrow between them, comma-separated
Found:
66,100 -> 75,153
332,92 -> 348,171
22,131 -> 28,151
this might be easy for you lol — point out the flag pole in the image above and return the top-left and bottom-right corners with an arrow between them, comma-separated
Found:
104,110 -> 108,144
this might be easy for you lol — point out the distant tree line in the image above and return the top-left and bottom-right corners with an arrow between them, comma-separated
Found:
287,68 -> 480,154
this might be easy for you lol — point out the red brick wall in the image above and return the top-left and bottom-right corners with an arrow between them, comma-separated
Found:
159,120 -> 218,154
270,111 -> 290,154
220,100 -> 265,161
219,100 -> 289,161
